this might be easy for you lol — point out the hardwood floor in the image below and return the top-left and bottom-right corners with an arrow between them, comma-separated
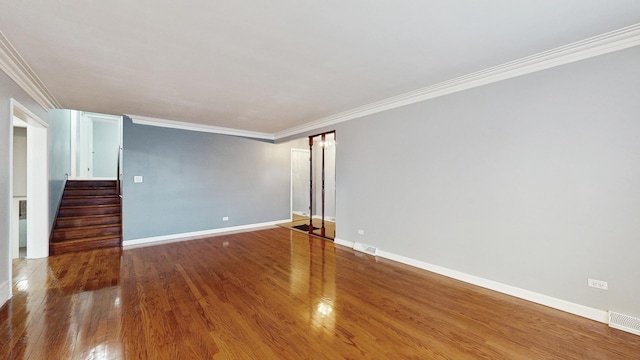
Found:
1,227 -> 638,359
278,214 -> 336,239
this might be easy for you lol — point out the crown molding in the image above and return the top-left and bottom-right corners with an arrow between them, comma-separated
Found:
83,111 -> 122,121
0,31 -> 61,111
128,114 -> 275,141
4,21 -> 632,139
274,23 -> 640,139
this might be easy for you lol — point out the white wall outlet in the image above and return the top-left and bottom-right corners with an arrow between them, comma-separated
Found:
222,216 -> 229,221
588,278 -> 608,290
357,229 -> 365,235
133,175 -> 143,183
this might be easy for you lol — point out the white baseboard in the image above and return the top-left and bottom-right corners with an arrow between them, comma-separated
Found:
334,237 -> 354,248
336,240 -> 608,324
0,280 -> 11,308
311,215 -> 336,221
292,213 -> 336,222
123,219 -> 288,248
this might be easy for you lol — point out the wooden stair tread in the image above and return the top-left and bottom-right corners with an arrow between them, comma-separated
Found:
49,235 -> 121,255
62,194 -> 120,198
61,196 -> 120,202
64,185 -> 116,188
52,234 -> 121,243
60,196 -> 120,206
65,180 -> 116,186
65,184 -> 116,187
59,204 -> 120,209
52,223 -> 121,241
58,214 -> 120,220
53,223 -> 120,232
63,190 -> 117,194
55,215 -> 120,229
65,194 -> 120,199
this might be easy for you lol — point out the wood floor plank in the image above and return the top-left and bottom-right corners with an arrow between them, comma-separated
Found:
1,227 -> 639,359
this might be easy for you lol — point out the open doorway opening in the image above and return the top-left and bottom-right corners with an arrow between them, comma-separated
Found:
70,111 -> 122,180
9,98 -> 49,261
280,131 -> 336,240
11,121 -> 27,258
291,148 -> 310,218
308,131 -> 336,239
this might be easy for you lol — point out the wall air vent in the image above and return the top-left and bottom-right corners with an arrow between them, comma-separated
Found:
609,311 -> 640,336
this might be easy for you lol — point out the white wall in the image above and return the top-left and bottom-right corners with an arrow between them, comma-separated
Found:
122,117 -> 302,241
48,109 -> 72,229
291,149 -> 310,215
12,126 -> 26,196
331,46 -> 640,319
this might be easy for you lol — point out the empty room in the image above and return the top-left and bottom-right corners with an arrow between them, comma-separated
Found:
1,1 -> 640,359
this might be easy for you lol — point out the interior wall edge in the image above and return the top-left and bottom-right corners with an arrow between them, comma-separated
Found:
0,280 -> 10,306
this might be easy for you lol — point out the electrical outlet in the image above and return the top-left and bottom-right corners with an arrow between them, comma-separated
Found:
357,229 -> 364,235
588,278 -> 608,290
222,216 -> 229,221
133,175 -> 143,183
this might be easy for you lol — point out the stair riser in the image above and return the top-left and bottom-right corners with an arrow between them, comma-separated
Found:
64,189 -> 118,197
53,226 -> 121,241
59,206 -> 120,217
61,197 -> 120,207
50,237 -> 121,255
55,216 -> 120,229
65,180 -> 117,189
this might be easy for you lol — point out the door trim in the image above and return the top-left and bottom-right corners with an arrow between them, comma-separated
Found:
9,98 -> 49,261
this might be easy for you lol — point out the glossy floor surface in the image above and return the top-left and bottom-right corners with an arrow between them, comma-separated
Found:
1,228 -> 639,359
278,214 -> 336,239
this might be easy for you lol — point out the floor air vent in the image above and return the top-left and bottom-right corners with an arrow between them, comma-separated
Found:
609,311 -> 640,336
353,242 -> 378,256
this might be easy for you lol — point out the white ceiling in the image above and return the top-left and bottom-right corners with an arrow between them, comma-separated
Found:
1,1 -> 639,135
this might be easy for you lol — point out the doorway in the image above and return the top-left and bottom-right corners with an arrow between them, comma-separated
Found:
280,131 -> 336,239
291,148 -> 310,218
308,131 -> 336,239
9,98 -> 49,261
11,122 -> 27,258
71,111 -> 122,180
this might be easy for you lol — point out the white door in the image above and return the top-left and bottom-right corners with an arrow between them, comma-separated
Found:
90,118 -> 120,179
73,112 -> 121,180
76,114 -> 93,179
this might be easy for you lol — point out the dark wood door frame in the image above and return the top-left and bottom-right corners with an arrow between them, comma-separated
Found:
308,130 -> 335,239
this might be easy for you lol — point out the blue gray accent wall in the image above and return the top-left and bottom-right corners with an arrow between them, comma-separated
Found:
0,71 -> 49,303
319,46 -> 640,319
48,109 -> 71,229
121,116 -> 302,240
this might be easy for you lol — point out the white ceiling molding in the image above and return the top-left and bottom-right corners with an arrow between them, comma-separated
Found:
274,23 -> 640,140
84,111 -> 122,121
128,114 -> 275,141
3,21 -> 639,140
0,31 -> 61,111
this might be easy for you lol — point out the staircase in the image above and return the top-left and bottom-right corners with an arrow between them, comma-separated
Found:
50,180 -> 122,255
